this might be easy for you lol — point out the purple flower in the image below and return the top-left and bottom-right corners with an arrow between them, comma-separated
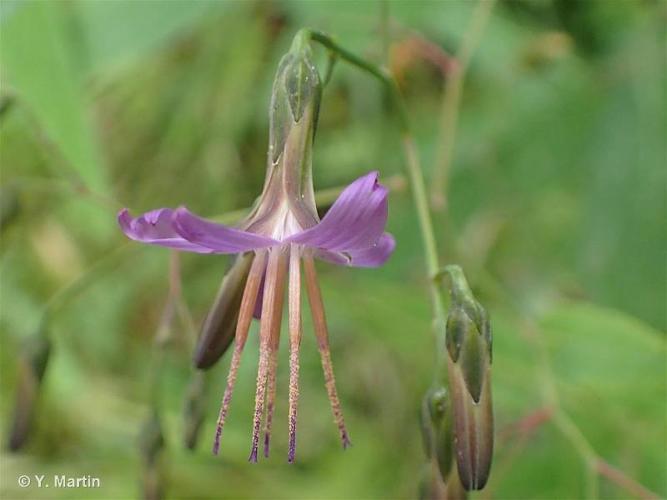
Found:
118,30 -> 394,463
119,171 -> 394,462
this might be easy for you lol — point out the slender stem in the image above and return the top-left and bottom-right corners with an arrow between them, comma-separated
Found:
596,460 -> 661,500
307,30 -> 447,367
148,251 -> 181,408
401,137 -> 440,281
552,410 -> 599,499
308,30 -> 409,135
431,0 -> 497,210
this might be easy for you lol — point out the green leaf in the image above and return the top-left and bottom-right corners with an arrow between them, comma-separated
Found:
1,1 -> 108,194
541,302 -> 666,496
74,0 -> 225,76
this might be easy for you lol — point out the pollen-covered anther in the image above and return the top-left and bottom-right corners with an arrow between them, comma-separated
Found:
212,251 -> 267,455
303,255 -> 351,449
249,248 -> 288,463
287,245 -> 303,463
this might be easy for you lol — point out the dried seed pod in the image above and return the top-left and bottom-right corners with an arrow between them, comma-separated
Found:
6,334 -> 51,451
193,253 -> 253,369
444,266 -> 493,491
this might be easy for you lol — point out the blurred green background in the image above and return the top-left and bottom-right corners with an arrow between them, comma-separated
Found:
1,1 -> 665,499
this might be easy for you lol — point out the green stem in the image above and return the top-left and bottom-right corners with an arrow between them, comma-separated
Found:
306,30 -> 447,370
430,0 -> 496,210
307,30 -> 410,135
148,251 -> 181,408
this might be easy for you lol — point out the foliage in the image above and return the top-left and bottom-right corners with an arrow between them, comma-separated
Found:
1,1 -> 664,498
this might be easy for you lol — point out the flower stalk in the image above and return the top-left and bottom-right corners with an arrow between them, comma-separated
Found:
304,30 -> 494,492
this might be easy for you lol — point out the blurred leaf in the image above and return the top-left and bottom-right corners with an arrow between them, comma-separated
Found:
74,0 -> 226,76
541,302 -> 666,496
1,1 -> 108,194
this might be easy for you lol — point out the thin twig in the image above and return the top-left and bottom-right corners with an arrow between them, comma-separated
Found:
306,27 -> 452,398
596,460 -> 661,500
430,0 -> 497,211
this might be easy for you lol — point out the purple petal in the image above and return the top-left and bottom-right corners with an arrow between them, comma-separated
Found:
173,207 -> 278,254
118,208 -> 213,253
316,233 -> 396,268
288,171 -> 388,252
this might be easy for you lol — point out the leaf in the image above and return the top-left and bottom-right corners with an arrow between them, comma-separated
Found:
1,1 -> 108,194
540,302 -> 666,496
74,0 -> 225,76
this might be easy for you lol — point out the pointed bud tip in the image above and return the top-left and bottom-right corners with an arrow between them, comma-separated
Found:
448,359 -> 494,492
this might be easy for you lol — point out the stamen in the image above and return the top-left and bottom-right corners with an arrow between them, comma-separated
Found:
212,251 -> 267,455
263,347 -> 278,458
249,248 -> 287,462
303,256 -> 351,449
287,245 -> 302,463
263,248 -> 289,457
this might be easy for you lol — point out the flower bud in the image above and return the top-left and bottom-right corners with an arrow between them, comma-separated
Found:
182,371 -> 206,450
246,30 -> 322,237
6,333 -> 51,451
192,253 -> 253,369
268,30 -> 321,164
443,266 -> 493,491
421,386 -> 454,481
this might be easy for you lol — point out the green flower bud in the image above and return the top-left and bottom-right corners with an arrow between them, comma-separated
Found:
269,30 -> 321,164
443,266 -> 493,491
192,253 -> 253,369
247,29 -> 321,235
421,386 -> 454,481
7,333 -> 51,451
182,371 -> 206,450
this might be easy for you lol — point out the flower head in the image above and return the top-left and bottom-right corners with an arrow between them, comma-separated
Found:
118,31 -> 394,462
